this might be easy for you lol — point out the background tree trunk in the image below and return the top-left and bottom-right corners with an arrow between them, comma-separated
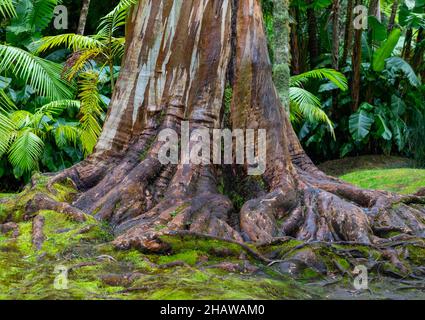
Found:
331,0 -> 340,70
341,0 -> 354,68
77,0 -> 91,35
3,0 -> 425,253
351,0 -> 363,112
273,0 -> 291,109
306,0 -> 319,67
289,7 -> 301,75
388,0 -> 398,32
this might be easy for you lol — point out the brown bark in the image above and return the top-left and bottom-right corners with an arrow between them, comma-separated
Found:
290,7 -> 300,74
4,0 -> 425,253
331,0 -> 340,70
32,215 -> 45,250
306,0 -> 319,67
77,0 -> 91,35
369,0 -> 381,22
388,0 -> 398,32
412,28 -> 425,74
351,0 -> 363,111
403,28 -> 413,60
341,0 -> 354,68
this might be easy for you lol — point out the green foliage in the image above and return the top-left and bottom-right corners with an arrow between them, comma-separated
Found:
349,107 -> 375,142
289,0 -> 425,164
0,45 -> 74,99
289,68 -> 348,137
373,29 -> 402,72
0,0 -> 16,18
0,0 -> 123,190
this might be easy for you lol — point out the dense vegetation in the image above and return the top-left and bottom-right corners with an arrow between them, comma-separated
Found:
0,0 -> 424,192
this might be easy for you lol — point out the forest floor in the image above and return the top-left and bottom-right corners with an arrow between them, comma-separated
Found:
1,155 -> 425,300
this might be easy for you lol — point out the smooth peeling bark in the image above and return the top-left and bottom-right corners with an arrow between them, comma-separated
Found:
7,0 -> 425,253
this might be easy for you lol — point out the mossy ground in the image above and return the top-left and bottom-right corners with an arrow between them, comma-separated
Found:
1,161 -> 425,300
0,210 -> 321,299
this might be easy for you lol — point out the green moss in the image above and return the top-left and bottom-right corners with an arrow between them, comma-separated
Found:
405,245 -> 425,265
170,203 -> 189,218
0,179 -> 77,224
301,268 -> 322,279
159,234 -> 241,259
158,250 -> 200,266
340,168 -> 425,194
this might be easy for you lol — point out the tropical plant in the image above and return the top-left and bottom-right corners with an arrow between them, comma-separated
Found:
0,99 -> 80,175
0,0 -> 112,188
0,0 -> 16,18
33,0 -> 138,88
289,68 -> 348,138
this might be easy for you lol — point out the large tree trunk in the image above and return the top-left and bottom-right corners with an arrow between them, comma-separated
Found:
4,0 -> 425,253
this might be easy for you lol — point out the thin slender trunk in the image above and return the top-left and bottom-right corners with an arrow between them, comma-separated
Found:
331,0 -> 340,70
77,0 -> 91,35
331,0 -> 341,114
289,7 -> 300,75
403,28 -> 413,60
369,0 -> 381,22
341,0 -> 354,68
351,0 -> 363,111
306,0 -> 319,67
388,0 -> 398,32
412,28 -> 425,74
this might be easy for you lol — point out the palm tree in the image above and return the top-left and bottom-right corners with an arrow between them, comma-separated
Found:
0,0 -> 112,177
0,99 -> 80,174
289,68 -> 348,138
34,0 -> 138,89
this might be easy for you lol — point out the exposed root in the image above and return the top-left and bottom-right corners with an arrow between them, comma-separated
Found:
32,215 -> 45,250
0,222 -> 19,237
26,194 -> 87,222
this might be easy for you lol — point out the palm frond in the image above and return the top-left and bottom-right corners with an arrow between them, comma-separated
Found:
289,87 -> 335,137
97,0 -> 138,39
9,110 -> 33,129
0,89 -> 16,112
35,34 -> 105,53
53,123 -> 80,147
110,37 -> 126,59
0,0 -> 16,18
27,0 -> 58,32
0,44 -> 75,99
0,111 -> 15,156
290,68 -> 348,91
37,99 -> 81,116
8,129 -> 44,173
78,71 -> 104,155
64,48 -> 103,81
